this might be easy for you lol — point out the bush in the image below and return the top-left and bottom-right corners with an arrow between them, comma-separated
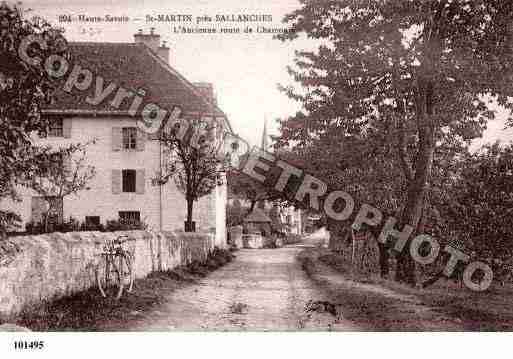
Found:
25,217 -> 81,235
105,219 -> 148,232
24,217 -> 146,234
54,217 -> 80,233
211,247 -> 235,263
285,234 -> 302,244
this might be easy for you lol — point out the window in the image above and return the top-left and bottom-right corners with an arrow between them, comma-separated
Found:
85,216 -> 100,227
119,211 -> 140,225
122,169 -> 136,193
122,127 -> 137,150
49,118 -> 63,137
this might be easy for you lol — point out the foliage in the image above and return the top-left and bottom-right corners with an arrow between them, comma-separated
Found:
28,142 -> 96,232
105,218 -> 148,232
227,168 -> 279,212
441,143 -> 513,260
226,199 -> 245,227
0,3 -> 69,234
277,1 -> 513,285
25,216 -> 80,235
157,117 -> 222,231
22,216 -> 147,234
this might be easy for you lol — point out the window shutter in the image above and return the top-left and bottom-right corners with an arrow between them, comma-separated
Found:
136,170 -> 145,194
136,130 -> 146,151
63,118 -> 72,138
112,127 -> 122,151
112,170 -> 121,194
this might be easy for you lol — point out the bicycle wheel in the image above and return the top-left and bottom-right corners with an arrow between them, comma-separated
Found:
118,251 -> 134,295
96,255 -> 123,299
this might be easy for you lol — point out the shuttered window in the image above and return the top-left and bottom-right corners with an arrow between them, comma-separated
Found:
49,118 -> 63,137
122,127 -> 137,150
112,169 -> 145,194
122,169 -> 136,193
113,127 -> 145,151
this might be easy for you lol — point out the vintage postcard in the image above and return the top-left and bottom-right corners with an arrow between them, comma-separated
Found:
0,0 -> 512,357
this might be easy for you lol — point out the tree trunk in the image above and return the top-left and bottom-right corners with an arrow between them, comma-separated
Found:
186,197 -> 194,232
249,199 -> 257,213
395,117 -> 436,286
377,242 -> 390,278
43,202 -> 53,234
369,227 -> 389,278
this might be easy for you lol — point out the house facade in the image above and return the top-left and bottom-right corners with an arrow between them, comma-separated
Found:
3,30 -> 229,247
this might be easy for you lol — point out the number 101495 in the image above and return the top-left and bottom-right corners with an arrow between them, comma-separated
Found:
14,341 -> 44,350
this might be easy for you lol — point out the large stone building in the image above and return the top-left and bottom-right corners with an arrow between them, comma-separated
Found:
4,30 -> 229,247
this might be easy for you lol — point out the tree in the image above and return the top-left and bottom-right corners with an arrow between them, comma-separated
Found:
0,2 -> 69,234
29,142 -> 96,232
442,142 -> 513,259
276,127 -> 407,277
227,168 -> 278,214
226,198 -> 245,227
227,145 -> 305,214
277,1 -> 513,285
158,117 -> 222,232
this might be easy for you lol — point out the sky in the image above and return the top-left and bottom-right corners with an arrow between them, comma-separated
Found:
21,0 -> 513,149
23,0 -> 306,147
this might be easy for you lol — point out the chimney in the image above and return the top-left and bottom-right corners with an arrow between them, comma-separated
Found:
133,28 -> 160,53
158,40 -> 170,64
193,82 -> 217,106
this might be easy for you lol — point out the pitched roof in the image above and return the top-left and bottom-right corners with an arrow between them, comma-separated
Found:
244,207 -> 272,223
43,42 -> 229,124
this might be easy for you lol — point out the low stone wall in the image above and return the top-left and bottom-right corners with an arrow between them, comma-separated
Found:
243,234 -> 264,249
0,230 -> 215,317
228,226 -> 243,249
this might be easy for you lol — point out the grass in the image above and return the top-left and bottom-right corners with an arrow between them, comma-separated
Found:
298,247 -> 513,331
228,302 -> 249,315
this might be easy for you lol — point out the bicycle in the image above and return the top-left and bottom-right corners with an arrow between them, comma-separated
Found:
95,235 -> 135,300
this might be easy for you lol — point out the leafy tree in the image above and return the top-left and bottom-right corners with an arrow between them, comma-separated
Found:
277,0 -> 513,285
227,145 -> 306,214
226,198 -> 245,227
158,117 -> 222,232
442,143 -> 513,260
227,168 -> 278,214
275,128 -> 406,276
29,142 -> 96,232
0,3 -> 68,235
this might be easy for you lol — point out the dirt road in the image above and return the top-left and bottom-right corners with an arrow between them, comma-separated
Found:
131,246 -> 358,331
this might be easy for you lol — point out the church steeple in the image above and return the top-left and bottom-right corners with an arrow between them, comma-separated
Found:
261,118 -> 269,151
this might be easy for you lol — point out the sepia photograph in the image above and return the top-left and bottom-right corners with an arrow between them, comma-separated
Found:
0,0 -> 512,356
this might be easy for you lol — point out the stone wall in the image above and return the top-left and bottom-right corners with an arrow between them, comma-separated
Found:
228,226 -> 243,249
0,230 -> 214,317
243,234 -> 264,249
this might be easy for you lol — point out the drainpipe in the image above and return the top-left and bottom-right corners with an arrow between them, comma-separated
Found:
159,132 -> 163,231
